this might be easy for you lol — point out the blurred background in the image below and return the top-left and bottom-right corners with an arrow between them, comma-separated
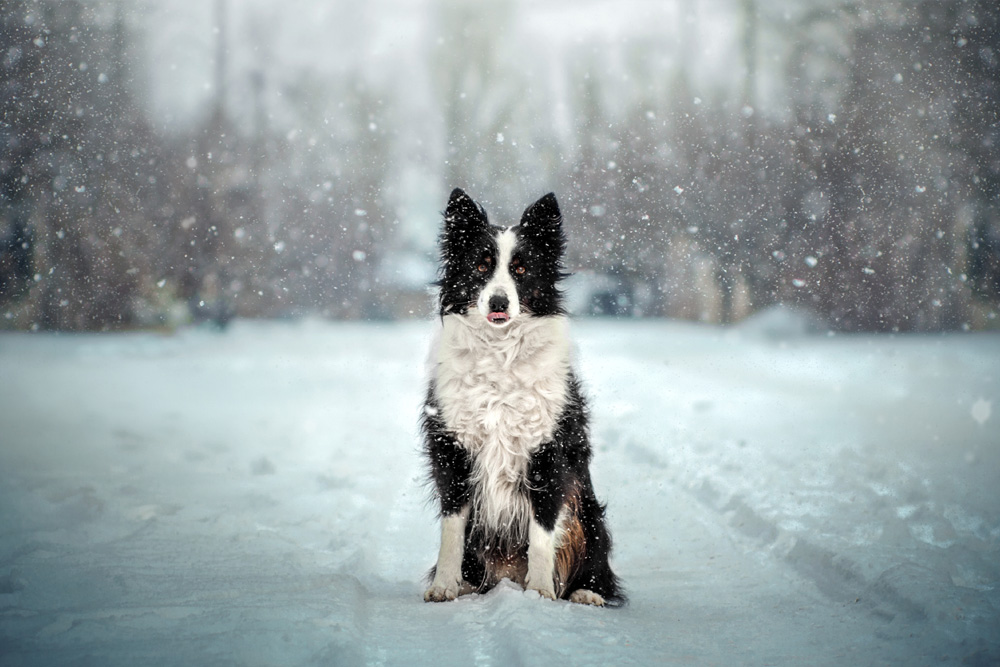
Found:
1,0 -> 998,333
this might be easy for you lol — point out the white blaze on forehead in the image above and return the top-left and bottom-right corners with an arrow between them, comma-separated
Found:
477,228 -> 520,320
495,227 -> 518,266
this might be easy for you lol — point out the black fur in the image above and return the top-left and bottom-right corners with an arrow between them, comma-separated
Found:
423,189 -> 625,606
423,391 -> 473,517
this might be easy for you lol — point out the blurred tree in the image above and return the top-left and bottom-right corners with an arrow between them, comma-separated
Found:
0,0 -> 38,304
784,0 -> 997,330
432,0 -> 523,205
0,0 -> 155,329
948,0 -> 1000,306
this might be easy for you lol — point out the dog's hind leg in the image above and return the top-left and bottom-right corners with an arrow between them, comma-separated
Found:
568,589 -> 605,606
564,486 -> 626,606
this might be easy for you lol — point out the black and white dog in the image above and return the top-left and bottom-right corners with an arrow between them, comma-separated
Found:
421,188 -> 624,607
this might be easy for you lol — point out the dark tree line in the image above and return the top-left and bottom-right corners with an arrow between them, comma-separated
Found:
550,0 -> 999,330
1,0 -> 998,332
1,0 -> 392,330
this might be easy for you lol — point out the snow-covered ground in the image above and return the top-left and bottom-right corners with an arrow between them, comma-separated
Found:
0,316 -> 997,665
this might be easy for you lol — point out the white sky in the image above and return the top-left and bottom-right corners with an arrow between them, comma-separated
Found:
139,0 -> 752,132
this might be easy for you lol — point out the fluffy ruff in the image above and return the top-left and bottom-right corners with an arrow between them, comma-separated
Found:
422,188 -> 625,607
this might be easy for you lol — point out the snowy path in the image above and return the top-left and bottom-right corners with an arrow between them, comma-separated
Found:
0,319 -> 997,665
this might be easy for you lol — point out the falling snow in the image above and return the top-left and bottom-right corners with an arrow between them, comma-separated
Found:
1,0 -> 999,662
971,398 -> 992,426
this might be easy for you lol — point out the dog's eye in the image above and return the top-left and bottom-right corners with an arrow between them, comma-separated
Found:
478,264 -> 489,273
515,265 -> 526,275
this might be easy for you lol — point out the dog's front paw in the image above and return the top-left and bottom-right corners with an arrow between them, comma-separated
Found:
527,585 -> 557,601
424,580 -> 461,602
524,575 -> 557,601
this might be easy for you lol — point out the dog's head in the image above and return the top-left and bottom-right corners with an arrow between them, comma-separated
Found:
437,188 -> 566,326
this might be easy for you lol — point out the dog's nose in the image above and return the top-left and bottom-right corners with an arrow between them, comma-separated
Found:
488,294 -> 509,313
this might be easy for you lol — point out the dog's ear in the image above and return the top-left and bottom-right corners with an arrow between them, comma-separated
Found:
520,192 -> 561,232
520,193 -> 566,264
444,188 -> 488,231
521,193 -> 563,249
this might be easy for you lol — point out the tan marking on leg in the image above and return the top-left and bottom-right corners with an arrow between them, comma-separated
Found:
554,488 -> 587,597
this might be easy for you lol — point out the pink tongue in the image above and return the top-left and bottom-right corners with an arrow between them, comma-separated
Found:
489,312 -> 509,323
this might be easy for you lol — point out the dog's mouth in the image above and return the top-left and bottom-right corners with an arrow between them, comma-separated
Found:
487,312 -> 510,326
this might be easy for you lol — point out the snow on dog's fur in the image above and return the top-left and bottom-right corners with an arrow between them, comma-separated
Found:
422,188 -> 625,606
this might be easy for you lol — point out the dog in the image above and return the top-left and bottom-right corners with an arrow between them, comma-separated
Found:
421,188 -> 625,607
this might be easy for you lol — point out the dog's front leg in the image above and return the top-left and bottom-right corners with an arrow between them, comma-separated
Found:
423,419 -> 472,602
425,504 -> 469,602
525,442 -> 564,600
525,516 -> 558,599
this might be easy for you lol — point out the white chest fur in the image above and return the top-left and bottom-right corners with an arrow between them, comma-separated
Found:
433,314 -> 572,540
